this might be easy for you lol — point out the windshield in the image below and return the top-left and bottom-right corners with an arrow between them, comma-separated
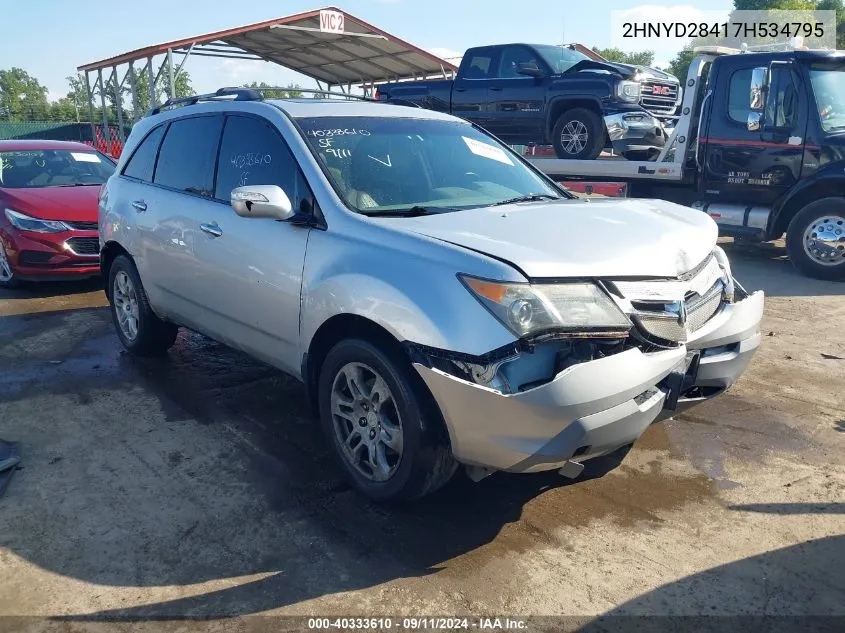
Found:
0,149 -> 115,189
534,45 -> 590,74
297,116 -> 564,215
809,64 -> 845,134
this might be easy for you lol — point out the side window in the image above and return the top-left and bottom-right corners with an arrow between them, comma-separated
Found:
496,47 -> 540,79
727,68 -> 752,123
122,125 -> 165,182
154,116 -> 223,196
767,66 -> 797,129
462,52 -> 494,80
214,115 -> 307,209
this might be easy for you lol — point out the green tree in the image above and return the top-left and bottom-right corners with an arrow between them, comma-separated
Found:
125,67 -> 194,116
0,67 -> 50,121
591,47 -> 655,66
668,45 -> 698,82
244,81 -> 303,98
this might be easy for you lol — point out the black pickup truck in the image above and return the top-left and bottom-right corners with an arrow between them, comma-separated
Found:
376,43 -> 681,160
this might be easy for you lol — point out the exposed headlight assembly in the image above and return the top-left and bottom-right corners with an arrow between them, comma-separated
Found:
5,208 -> 69,233
713,245 -> 736,303
459,275 -> 631,338
616,80 -> 641,103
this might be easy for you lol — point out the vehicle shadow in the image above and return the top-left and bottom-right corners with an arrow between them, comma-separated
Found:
0,305 -> 634,619
720,239 -> 843,298
0,277 -> 102,301
576,503 -> 845,631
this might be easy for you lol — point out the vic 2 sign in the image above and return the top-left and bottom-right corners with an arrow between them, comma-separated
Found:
320,10 -> 345,34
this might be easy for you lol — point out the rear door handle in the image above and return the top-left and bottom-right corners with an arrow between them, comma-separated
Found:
131,200 -> 147,213
199,222 -> 223,238
489,87 -> 503,91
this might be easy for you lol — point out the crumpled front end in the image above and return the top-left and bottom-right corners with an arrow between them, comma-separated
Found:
411,250 -> 764,475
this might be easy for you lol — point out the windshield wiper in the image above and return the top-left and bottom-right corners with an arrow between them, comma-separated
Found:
359,205 -> 457,217
51,183 -> 101,187
490,193 -> 561,206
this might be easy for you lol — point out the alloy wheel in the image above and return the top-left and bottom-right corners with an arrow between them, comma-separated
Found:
330,361 -> 404,482
113,271 -> 140,341
560,120 -> 589,155
0,241 -> 13,283
802,215 -> 845,267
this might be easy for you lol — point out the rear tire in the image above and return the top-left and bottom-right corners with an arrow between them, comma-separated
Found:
552,108 -> 604,160
318,338 -> 456,502
108,255 -> 178,355
785,199 -> 845,281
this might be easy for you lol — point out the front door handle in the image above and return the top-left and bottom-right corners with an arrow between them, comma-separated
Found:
199,222 -> 222,238
489,87 -> 503,91
131,200 -> 147,213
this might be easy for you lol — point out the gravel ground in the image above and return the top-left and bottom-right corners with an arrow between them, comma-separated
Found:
0,238 -> 843,630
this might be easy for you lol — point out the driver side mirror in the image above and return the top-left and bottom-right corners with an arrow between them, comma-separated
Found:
231,185 -> 294,221
516,61 -> 545,78
748,66 -> 767,131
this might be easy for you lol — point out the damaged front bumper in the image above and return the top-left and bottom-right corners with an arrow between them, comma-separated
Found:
413,289 -> 764,474
604,111 -> 666,155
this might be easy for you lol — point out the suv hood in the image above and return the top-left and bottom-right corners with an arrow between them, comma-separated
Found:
566,60 -> 679,84
377,198 -> 717,279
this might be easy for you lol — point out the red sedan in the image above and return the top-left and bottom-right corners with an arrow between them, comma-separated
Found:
0,139 -> 115,287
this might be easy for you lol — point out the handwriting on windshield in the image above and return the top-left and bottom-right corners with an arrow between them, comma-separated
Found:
306,128 -> 371,137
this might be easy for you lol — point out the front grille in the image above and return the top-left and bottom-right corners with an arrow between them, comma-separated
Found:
685,282 -> 723,332
640,80 -> 679,116
632,279 -> 725,343
64,221 -> 98,231
615,254 -> 726,344
65,237 -> 99,256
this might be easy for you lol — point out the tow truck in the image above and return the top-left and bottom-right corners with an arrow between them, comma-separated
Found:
527,41 -> 845,281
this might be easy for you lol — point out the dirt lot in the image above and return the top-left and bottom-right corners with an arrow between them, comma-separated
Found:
0,239 -> 843,628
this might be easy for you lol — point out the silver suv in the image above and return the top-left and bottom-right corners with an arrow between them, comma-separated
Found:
100,89 -> 764,501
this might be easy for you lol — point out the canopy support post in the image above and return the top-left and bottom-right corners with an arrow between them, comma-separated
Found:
113,65 -> 125,143
83,71 -> 97,148
97,69 -> 112,155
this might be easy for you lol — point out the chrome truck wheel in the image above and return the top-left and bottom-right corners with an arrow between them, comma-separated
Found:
786,199 -> 845,281
802,214 -> 845,267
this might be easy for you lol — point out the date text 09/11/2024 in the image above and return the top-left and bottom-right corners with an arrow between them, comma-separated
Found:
622,21 -> 825,39
307,617 -> 528,630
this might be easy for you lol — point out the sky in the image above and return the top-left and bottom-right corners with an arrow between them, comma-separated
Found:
0,0 -> 733,102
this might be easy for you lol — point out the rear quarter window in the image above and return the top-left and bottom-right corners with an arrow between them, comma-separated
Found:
123,125 -> 166,182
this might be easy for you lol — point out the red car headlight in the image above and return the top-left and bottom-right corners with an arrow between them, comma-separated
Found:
4,208 -> 69,233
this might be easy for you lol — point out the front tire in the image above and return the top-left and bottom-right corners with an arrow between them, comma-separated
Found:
785,199 -> 845,281
108,255 -> 178,355
552,108 -> 604,160
318,338 -> 456,502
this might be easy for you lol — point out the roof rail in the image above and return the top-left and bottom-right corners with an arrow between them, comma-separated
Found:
146,86 -> 387,118
148,87 -> 263,116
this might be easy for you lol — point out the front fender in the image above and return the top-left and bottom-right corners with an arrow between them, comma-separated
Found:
300,227 -> 519,358
771,160 -> 845,236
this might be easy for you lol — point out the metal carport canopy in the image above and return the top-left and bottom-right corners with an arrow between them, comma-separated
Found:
77,6 -> 458,87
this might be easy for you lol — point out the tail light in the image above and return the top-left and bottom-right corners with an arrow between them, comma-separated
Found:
374,87 -> 383,101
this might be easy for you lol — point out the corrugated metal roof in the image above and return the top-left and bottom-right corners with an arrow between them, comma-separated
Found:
77,6 -> 457,86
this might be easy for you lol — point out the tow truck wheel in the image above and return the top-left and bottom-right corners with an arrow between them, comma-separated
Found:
786,198 -> 845,281
552,108 -> 604,160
